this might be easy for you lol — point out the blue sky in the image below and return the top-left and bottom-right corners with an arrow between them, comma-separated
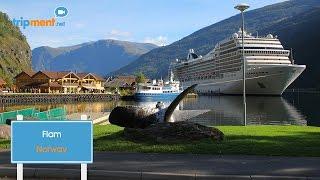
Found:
1,0 -> 285,49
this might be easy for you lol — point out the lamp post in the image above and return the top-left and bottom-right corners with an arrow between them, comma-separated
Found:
234,3 -> 249,126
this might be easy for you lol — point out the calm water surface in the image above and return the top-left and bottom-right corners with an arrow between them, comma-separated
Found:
1,92 -> 319,126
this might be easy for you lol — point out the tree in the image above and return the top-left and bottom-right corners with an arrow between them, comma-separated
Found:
135,72 -> 146,84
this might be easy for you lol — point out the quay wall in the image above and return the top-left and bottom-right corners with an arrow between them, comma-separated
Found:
0,93 -> 119,104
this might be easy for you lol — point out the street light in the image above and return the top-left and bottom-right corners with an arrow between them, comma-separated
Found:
235,3 -> 249,126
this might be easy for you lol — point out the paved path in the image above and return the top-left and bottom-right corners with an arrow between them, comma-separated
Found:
1,151 -> 320,179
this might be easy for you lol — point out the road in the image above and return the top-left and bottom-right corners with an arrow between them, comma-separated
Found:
1,151 -> 320,179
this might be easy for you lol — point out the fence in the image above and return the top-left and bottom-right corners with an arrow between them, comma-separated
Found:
35,107 -> 67,120
0,107 -> 67,124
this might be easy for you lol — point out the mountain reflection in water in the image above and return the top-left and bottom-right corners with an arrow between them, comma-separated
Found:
179,96 -> 306,126
2,92 -> 319,126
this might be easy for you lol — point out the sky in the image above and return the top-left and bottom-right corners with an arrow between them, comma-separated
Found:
1,0 -> 285,49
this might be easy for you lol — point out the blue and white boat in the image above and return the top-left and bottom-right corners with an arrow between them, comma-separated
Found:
134,79 -> 182,101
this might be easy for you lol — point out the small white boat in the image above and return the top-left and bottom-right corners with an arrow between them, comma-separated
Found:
134,79 -> 181,100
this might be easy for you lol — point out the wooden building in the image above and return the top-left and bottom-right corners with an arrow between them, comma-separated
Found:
14,71 -> 35,92
14,71 -> 106,93
78,73 -> 105,93
105,76 -> 136,90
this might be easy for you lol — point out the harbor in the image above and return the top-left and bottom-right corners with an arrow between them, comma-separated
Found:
0,91 -> 318,127
0,93 -> 119,104
1,0 -> 320,179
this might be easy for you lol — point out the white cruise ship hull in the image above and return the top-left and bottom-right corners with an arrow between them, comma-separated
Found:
181,64 -> 306,95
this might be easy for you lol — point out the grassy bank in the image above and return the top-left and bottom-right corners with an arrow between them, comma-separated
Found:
1,125 -> 320,156
93,125 -> 320,156
0,139 -> 9,149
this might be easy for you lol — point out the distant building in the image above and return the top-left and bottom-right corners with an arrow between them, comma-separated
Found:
105,76 -> 136,90
77,73 -> 105,93
14,71 -> 36,92
14,71 -> 106,93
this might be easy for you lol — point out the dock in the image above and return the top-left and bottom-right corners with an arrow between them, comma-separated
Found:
0,93 -> 119,104
67,112 -> 110,125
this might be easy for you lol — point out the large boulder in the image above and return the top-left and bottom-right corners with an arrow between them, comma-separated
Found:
123,121 -> 224,143
0,125 -> 11,139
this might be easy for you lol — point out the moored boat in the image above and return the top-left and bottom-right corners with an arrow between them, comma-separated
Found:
134,79 -> 181,100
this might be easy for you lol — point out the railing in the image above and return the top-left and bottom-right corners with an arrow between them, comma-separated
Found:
0,93 -> 119,104
0,107 -> 67,124
82,83 -> 96,86
0,108 -> 37,124
62,83 -> 79,86
34,107 -> 67,120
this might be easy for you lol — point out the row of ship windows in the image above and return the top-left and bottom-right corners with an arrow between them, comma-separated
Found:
219,47 -> 285,56
181,59 -> 241,69
178,66 -> 242,75
179,68 -> 241,81
179,71 -> 270,82
244,50 -> 288,55
220,49 -> 287,57
247,71 -> 269,75
248,62 -> 289,64
179,65 -> 241,75
140,87 -> 161,90
163,91 -> 178,93
139,93 -> 161,95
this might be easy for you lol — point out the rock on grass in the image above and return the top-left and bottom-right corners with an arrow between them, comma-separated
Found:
124,121 -> 224,143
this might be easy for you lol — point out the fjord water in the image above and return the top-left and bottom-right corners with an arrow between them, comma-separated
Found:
1,92 -> 319,126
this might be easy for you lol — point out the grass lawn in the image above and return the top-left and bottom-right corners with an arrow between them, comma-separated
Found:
93,125 -> 320,156
1,125 -> 320,156
0,139 -> 10,150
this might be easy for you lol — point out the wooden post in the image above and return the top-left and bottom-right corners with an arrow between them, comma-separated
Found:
16,115 -> 23,180
80,114 -> 88,180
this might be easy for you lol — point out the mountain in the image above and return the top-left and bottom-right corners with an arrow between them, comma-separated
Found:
260,7 -> 320,88
0,12 -> 32,85
32,40 -> 157,76
110,0 -> 320,85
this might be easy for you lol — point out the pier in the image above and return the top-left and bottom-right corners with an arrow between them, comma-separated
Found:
0,93 -> 119,104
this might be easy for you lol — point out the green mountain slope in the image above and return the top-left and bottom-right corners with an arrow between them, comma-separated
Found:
110,0 -> 320,83
261,8 -> 320,88
0,12 -> 32,85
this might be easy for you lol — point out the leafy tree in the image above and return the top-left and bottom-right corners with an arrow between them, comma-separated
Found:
135,72 -> 146,84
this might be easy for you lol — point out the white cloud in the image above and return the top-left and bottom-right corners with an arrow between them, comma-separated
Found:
143,36 -> 168,46
105,29 -> 133,41
110,29 -> 131,37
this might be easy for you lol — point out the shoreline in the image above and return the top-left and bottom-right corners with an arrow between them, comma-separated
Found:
0,93 -> 119,104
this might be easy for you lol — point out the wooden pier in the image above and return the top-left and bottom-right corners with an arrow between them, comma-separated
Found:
0,93 -> 119,104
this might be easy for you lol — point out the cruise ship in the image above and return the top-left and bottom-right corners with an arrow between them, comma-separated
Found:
172,29 -> 306,95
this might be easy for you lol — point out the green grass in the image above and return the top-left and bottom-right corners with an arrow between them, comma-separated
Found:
1,125 -> 320,156
0,139 -> 10,149
93,125 -> 320,156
